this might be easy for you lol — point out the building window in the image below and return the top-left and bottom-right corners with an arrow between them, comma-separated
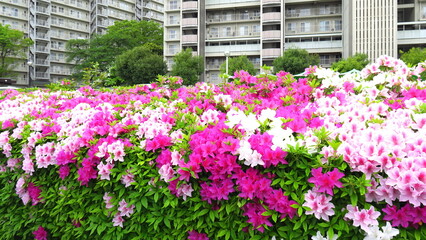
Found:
169,0 -> 178,10
168,44 -> 177,54
287,8 -> 296,17
59,7 -> 64,13
319,4 -> 330,15
335,20 -> 342,31
287,22 -> 296,32
239,26 -> 249,36
169,29 -> 176,39
320,55 -> 330,65
224,12 -> 232,21
300,8 -> 311,17
252,25 -> 260,34
52,6 -> 57,12
422,6 -> 426,19
210,27 -> 218,37
319,21 -> 330,31
223,26 -> 232,37
301,22 -> 310,32
240,11 -> 249,20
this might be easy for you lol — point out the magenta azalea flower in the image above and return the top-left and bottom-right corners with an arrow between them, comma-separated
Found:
308,168 -> 344,195
32,226 -> 47,240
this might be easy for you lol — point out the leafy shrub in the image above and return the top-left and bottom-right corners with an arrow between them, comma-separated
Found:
1,56 -> 426,239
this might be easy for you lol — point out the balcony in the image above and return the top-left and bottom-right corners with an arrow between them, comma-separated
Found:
206,0 -> 259,7
205,44 -> 260,56
263,12 -> 281,22
262,0 -> 280,4
182,18 -> 198,28
36,33 -> 49,40
262,30 -> 281,40
397,22 -> 426,44
286,40 -> 342,51
182,1 -> 197,11
35,72 -> 50,79
182,34 -> 198,44
36,7 -> 49,15
262,48 -> 281,58
36,59 -> 49,66
36,19 -> 50,28
36,46 -> 49,53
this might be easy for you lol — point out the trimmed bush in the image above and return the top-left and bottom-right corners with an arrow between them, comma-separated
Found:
1,56 -> 426,239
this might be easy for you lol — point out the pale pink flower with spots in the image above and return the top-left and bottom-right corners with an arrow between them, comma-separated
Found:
97,162 -> 114,180
345,205 -> 380,231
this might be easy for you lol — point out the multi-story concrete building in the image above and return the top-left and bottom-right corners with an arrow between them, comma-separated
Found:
1,0 -> 164,86
164,0 -> 426,83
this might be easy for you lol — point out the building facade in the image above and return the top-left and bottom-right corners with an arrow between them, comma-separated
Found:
164,0 -> 426,83
1,0 -> 164,86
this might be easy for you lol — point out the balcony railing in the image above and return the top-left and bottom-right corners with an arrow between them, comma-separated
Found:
182,34 -> 198,44
36,46 -> 49,52
205,44 -> 260,55
262,48 -> 281,58
262,0 -> 280,4
286,40 -> 343,50
397,22 -> 426,41
285,6 -> 342,18
36,6 -> 49,14
36,59 -> 49,65
207,14 -> 260,23
262,30 -> 281,40
263,12 -> 281,22
182,18 -> 198,27
36,20 -> 50,27
182,1 -> 197,11
207,31 -> 260,39
35,72 -> 50,79
36,33 -> 49,40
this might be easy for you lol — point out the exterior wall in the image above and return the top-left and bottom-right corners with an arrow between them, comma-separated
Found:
349,0 -> 398,60
1,0 -> 164,86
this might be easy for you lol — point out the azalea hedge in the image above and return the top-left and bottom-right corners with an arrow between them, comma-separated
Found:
1,56 -> 426,240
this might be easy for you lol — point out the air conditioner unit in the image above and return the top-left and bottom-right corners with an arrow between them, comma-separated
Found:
330,11 -> 335,14
331,28 -> 335,31
209,19 -> 213,22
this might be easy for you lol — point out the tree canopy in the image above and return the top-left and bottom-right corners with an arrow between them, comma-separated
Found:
66,20 -> 163,73
115,46 -> 167,85
331,53 -> 370,73
272,48 -> 319,74
170,48 -> 204,85
220,55 -> 257,76
0,24 -> 33,77
400,47 -> 426,67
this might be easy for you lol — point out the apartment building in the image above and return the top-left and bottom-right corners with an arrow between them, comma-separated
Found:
164,0 -> 426,84
1,0 -> 164,86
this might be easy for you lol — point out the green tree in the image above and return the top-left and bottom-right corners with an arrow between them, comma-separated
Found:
170,48 -> 204,85
219,55 -> 257,76
331,53 -> 370,73
115,46 -> 167,85
400,47 -> 426,67
0,24 -> 33,77
66,20 -> 163,73
272,48 -> 319,74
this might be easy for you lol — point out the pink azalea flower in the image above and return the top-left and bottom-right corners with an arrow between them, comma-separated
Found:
345,205 -> 380,231
117,199 -> 135,217
97,162 -> 114,180
308,168 -> 344,196
121,171 -> 135,187
103,192 -> 114,209
303,190 -> 335,221
112,213 -> 125,228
